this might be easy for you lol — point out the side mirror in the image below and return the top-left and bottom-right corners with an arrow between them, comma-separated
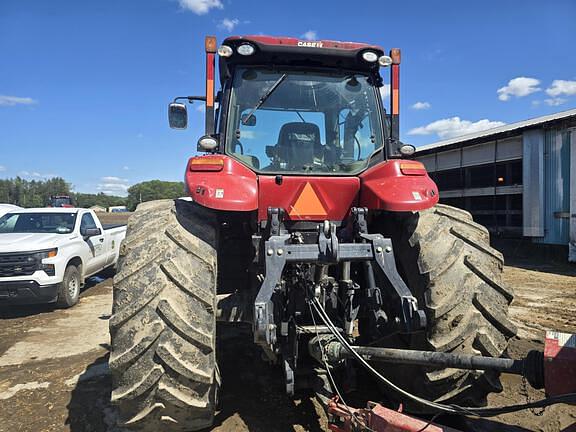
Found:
168,102 -> 188,129
82,227 -> 101,237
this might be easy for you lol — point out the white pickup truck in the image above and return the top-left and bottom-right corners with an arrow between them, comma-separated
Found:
0,208 -> 126,307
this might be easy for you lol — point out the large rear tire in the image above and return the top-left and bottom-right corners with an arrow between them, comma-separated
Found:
377,204 -> 516,409
109,199 -> 219,431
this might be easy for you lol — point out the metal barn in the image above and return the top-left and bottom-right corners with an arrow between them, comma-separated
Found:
414,109 -> 576,262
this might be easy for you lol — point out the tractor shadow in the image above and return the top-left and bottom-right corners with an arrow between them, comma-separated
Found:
66,352 -> 119,432
211,323 -> 326,432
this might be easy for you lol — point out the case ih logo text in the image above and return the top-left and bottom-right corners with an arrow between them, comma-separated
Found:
297,41 -> 323,48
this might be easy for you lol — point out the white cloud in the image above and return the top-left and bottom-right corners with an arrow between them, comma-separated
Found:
408,117 -> 506,140
18,171 -> 57,179
178,0 -> 223,15
0,95 -> 38,106
546,80 -> 576,97
122,165 -> 130,171
97,176 -> 130,196
379,84 -> 391,100
218,18 -> 239,32
101,176 -> 128,183
300,30 -> 317,41
497,77 -> 541,101
411,101 -> 431,110
0,165 -> 5,172
544,98 -> 567,106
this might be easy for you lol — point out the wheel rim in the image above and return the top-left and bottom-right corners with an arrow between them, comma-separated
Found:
68,276 -> 79,298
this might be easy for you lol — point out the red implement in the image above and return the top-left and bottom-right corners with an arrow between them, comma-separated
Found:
544,331 -> 576,398
327,398 -> 461,432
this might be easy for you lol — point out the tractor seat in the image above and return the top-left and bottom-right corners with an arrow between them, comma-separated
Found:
276,122 -> 322,168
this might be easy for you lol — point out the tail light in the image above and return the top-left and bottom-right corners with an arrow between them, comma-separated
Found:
189,156 -> 224,172
400,161 -> 426,176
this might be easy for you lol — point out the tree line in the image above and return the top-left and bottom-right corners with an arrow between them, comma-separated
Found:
0,177 -> 185,211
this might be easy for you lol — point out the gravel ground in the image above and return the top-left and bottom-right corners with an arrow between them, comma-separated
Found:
0,255 -> 574,432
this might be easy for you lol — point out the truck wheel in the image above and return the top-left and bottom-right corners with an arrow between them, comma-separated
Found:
377,204 -> 516,409
109,199 -> 219,431
56,265 -> 81,308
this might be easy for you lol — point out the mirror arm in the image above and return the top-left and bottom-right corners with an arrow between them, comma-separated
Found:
173,96 -> 207,103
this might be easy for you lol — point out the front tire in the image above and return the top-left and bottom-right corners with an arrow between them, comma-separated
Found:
56,265 -> 81,308
376,204 -> 516,409
109,199 -> 219,431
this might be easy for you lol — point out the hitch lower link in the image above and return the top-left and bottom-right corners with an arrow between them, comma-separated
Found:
253,207 -> 427,351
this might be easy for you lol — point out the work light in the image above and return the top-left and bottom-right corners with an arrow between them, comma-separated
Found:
217,45 -> 233,57
237,44 -> 255,56
361,51 -> 378,62
378,55 -> 393,67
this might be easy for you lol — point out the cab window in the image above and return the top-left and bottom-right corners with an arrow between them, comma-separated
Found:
80,213 -> 97,231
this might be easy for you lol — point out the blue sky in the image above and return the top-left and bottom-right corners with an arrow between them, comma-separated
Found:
1,0 -> 575,196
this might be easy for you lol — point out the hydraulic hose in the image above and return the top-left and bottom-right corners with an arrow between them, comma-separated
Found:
310,298 -> 576,417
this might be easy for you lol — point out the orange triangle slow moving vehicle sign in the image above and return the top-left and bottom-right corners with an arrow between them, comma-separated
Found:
288,182 -> 328,219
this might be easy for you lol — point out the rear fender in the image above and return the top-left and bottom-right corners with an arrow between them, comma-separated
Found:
359,160 -> 439,212
185,155 -> 258,211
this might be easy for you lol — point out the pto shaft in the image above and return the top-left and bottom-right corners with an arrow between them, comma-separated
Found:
315,340 -> 544,390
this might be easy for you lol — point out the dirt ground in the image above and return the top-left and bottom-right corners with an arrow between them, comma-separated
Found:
95,212 -> 133,226
0,252 -> 575,431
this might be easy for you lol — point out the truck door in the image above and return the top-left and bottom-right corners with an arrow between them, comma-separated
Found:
104,230 -> 120,267
80,213 -> 107,275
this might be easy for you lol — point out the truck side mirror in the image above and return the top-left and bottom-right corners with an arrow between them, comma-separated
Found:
82,227 -> 102,237
168,102 -> 188,129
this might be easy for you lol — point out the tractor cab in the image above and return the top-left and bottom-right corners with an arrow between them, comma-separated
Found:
169,36 -> 433,222
48,195 -> 74,208
217,36 -> 392,174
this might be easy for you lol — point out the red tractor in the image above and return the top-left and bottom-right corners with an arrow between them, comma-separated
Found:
48,195 -> 74,208
108,36 -> 519,431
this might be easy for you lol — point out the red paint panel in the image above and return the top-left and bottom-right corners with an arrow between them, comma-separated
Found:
391,64 -> 400,115
258,176 -> 359,222
185,155 -> 258,211
369,404 -> 460,431
206,52 -> 215,107
359,160 -> 439,212
544,331 -> 576,397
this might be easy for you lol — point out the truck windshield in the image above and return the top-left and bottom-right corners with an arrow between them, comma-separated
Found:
226,67 -> 384,174
0,213 -> 77,234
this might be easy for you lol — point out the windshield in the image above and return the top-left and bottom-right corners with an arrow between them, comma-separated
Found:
226,68 -> 385,174
0,212 -> 77,234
